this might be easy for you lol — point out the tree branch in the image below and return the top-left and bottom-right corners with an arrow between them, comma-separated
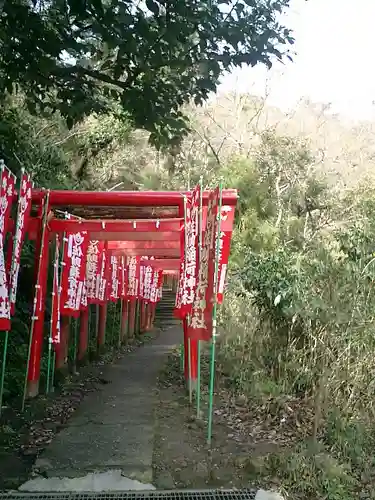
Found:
52,65 -> 134,90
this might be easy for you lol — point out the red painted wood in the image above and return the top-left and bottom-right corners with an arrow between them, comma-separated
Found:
92,231 -> 180,242
108,240 -> 179,250
140,300 -> 146,332
56,317 -> 70,370
27,227 -> 50,393
183,319 -> 189,381
48,218 -> 183,234
151,303 -> 156,328
121,300 -> 128,341
128,301 -> 136,337
183,319 -> 198,385
32,189 -> 238,207
79,309 -> 89,360
98,303 -> 107,347
140,258 -> 179,270
189,338 -> 198,381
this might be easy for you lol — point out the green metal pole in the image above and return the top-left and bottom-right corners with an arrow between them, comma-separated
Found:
196,176 -> 203,419
196,339 -> 201,417
0,331 -> 9,417
207,180 -> 223,445
22,191 -> 50,412
73,316 -> 79,373
51,351 -> 56,392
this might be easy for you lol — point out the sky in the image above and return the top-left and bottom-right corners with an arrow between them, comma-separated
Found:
219,0 -> 375,122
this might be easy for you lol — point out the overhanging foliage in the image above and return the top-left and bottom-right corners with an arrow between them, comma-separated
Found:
0,0 -> 294,145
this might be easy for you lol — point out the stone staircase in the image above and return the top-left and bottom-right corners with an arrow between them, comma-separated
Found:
154,288 -> 180,329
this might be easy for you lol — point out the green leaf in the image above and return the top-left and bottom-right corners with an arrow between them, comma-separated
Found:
0,0 -> 294,136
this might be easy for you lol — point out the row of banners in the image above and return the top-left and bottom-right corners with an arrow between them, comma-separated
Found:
0,163 -> 234,347
0,164 -> 32,331
0,163 -> 164,343
52,237 -> 163,345
173,184 -> 234,341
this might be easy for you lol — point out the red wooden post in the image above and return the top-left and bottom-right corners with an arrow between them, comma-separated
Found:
63,317 -> 70,365
27,228 -> 50,398
98,303 -> 107,348
78,309 -> 89,361
56,316 -> 70,370
183,319 -> 198,392
121,300 -> 128,342
128,301 -> 136,338
145,302 -> 149,331
183,319 -> 189,381
151,303 -> 156,328
146,303 -> 154,330
140,299 -> 146,332
189,338 -> 198,392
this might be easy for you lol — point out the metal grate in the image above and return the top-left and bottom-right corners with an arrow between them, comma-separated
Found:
0,490 -> 256,500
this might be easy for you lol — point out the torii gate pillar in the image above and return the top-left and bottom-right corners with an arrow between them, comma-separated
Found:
27,226 -> 50,397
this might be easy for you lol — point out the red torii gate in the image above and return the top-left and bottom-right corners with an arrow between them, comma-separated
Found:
24,188 -> 238,397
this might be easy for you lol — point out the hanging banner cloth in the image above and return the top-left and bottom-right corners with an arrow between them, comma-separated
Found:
119,256 -> 128,299
4,169 -> 16,278
150,269 -> 163,304
200,203 -> 235,304
142,257 -> 154,303
217,204 -> 235,304
0,164 -> 13,330
188,187 -> 220,341
127,256 -> 140,301
109,254 -> 120,302
60,231 -> 89,317
174,184 -> 200,318
81,278 -> 88,311
182,185 -> 200,314
9,171 -> 32,315
86,240 -> 103,304
174,196 -> 191,318
139,257 -> 146,300
98,242 -> 109,304
2,167 -> 15,243
204,187 -> 221,335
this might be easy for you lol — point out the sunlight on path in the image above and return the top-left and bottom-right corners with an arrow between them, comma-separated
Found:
19,470 -> 155,492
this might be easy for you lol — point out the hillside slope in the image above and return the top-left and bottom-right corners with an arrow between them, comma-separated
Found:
186,94 -> 375,189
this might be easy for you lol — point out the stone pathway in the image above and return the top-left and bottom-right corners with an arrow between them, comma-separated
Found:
20,326 -> 181,491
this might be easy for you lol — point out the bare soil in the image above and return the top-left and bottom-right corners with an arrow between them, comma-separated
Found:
152,351 -> 315,492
